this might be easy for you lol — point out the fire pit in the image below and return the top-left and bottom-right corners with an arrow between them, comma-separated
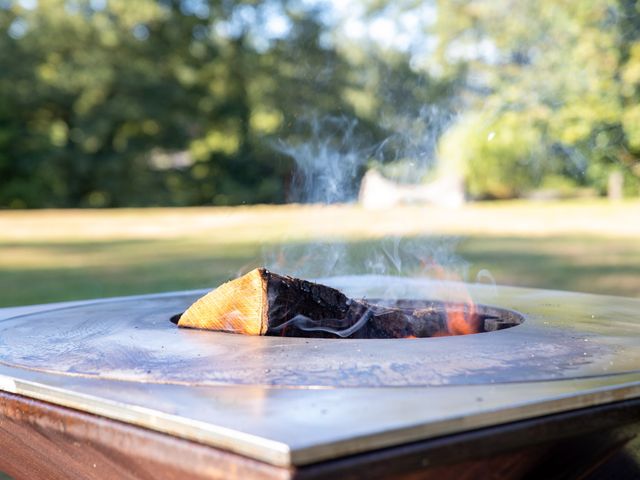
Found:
1,276 -> 640,478
171,298 -> 523,338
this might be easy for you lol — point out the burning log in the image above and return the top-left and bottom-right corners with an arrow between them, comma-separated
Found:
174,268 -> 481,338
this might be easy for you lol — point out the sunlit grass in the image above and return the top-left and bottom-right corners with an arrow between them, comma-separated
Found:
1,200 -> 639,306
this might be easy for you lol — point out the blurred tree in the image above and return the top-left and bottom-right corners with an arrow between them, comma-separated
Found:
0,0 -> 202,207
0,0 -> 468,208
6,0 -> 635,206
433,0 -> 640,198
0,0 -> 395,207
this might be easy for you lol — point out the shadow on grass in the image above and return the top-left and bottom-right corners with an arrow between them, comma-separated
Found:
1,235 -> 638,307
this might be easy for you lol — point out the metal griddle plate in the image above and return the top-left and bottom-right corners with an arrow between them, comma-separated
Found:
1,276 -> 640,467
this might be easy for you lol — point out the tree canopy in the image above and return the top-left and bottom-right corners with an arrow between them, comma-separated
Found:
0,0 -> 638,207
434,0 -> 640,198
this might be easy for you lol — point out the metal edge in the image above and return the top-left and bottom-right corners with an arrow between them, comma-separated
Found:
2,371 -> 640,466
0,373 -> 292,467
289,377 -> 640,465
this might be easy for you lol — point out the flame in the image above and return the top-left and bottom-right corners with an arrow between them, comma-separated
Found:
420,257 -> 481,336
446,302 -> 478,336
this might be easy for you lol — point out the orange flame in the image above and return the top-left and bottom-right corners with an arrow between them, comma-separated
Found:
419,257 -> 480,337
446,301 -> 478,336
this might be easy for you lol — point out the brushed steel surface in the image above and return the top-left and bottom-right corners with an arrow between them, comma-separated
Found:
0,276 -> 640,466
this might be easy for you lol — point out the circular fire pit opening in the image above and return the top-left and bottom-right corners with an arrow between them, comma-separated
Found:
171,299 -> 524,339
369,299 -> 525,338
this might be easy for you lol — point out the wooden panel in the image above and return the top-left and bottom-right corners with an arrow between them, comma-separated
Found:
588,434 -> 640,479
0,391 -> 290,480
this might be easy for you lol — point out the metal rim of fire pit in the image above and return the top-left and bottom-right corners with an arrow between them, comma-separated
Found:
0,283 -> 623,388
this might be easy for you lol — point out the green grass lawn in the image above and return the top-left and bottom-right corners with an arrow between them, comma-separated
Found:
1,200 -> 639,307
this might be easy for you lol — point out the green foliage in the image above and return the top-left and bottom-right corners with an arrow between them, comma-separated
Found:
433,0 -> 640,198
2,0 -> 640,206
441,113 -> 545,199
1,0 -> 201,206
0,0 -> 421,207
